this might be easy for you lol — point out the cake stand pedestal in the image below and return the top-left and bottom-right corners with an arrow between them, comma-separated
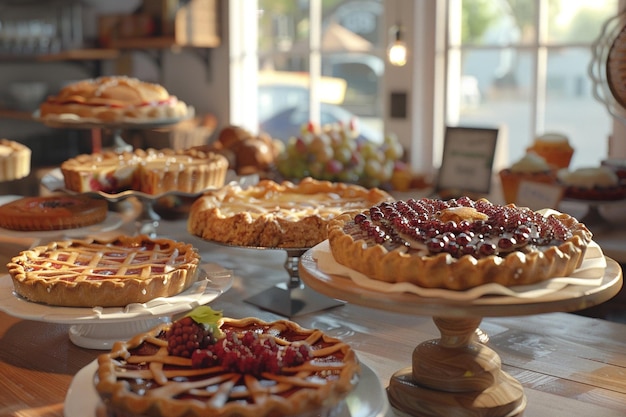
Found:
212,244 -> 345,317
299,250 -> 623,417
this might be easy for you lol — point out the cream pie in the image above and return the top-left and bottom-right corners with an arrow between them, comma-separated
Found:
95,309 -> 360,417
187,177 -> 393,248
327,197 -> 592,290
7,235 -> 200,307
39,76 -> 189,122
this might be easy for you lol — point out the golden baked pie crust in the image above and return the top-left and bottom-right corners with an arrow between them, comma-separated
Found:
187,177 -> 393,248
7,235 -> 200,307
95,317 -> 360,417
328,205 -> 593,290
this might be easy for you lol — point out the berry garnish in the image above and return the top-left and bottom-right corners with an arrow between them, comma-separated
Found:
191,329 -> 312,376
166,306 -> 223,358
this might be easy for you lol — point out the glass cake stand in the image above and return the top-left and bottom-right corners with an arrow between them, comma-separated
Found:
0,268 -> 233,350
210,242 -> 345,317
298,246 -> 623,417
34,110 -> 193,152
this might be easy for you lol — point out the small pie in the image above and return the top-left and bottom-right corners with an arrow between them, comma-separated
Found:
39,76 -> 189,122
187,177 -> 393,248
0,138 -> 31,182
7,235 -> 200,307
327,197 -> 593,290
0,195 -> 107,231
61,148 -> 228,195
95,311 -> 360,417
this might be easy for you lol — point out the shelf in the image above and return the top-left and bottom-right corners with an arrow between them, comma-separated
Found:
108,36 -> 220,50
0,49 -> 120,62
0,109 -> 35,121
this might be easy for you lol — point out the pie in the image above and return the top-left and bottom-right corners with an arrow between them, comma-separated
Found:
39,76 -> 189,122
61,148 -> 229,195
557,166 -> 626,200
7,235 -> 200,307
327,197 -> 593,290
95,309 -> 360,417
0,138 -> 31,182
0,195 -> 107,231
187,177 -> 393,248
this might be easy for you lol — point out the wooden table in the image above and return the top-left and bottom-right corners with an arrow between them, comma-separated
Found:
1,213 -> 626,417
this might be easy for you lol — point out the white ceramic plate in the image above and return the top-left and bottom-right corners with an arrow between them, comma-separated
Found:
0,269 -> 233,324
64,359 -> 389,417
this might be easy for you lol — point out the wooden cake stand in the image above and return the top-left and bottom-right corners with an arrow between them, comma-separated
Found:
299,250 -> 623,417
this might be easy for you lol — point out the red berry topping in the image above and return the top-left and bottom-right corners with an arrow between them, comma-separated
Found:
166,316 -> 216,358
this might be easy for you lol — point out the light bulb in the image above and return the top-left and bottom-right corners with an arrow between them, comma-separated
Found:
387,26 -> 407,67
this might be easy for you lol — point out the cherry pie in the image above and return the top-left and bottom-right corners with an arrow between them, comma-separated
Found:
7,235 -> 200,307
95,312 -> 360,417
327,197 -> 593,290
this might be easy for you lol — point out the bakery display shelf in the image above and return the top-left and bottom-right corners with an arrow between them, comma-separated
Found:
299,249 -> 623,417
210,242 -> 345,318
0,267 -> 233,350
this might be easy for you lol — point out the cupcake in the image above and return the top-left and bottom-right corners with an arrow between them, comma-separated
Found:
527,133 -> 574,169
499,152 -> 556,204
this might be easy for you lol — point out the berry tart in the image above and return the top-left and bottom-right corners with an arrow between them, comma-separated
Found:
557,166 -> 626,200
39,76 -> 189,122
95,307 -> 360,417
0,195 -> 107,231
61,147 -> 228,195
188,177 -> 393,248
327,197 -> 593,290
7,234 -> 200,307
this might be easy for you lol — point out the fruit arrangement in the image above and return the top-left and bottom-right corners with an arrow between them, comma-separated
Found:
349,197 -> 580,259
166,307 -> 312,376
275,121 -> 405,188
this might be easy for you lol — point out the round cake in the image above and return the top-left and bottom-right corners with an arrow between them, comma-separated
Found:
327,197 -> 592,290
39,76 -> 189,122
7,235 -> 200,307
0,195 -> 108,231
0,138 -> 31,182
61,148 -> 229,195
187,177 -> 393,248
95,309 -> 360,417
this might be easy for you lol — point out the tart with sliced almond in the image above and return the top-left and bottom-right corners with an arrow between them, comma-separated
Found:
327,197 -> 593,290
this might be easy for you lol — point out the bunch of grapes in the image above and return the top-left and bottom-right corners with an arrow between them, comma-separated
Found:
276,120 -> 405,188
166,316 -> 217,358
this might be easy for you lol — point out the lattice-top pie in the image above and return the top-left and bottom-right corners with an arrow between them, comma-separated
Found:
95,309 -> 360,417
188,177 -> 393,248
7,235 -> 200,307
327,197 -> 593,290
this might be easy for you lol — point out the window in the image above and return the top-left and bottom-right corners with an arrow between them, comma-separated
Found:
447,0 -> 619,170
230,0 -> 621,176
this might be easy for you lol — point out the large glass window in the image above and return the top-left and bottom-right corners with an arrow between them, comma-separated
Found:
448,0 -> 619,169
256,0 -> 384,144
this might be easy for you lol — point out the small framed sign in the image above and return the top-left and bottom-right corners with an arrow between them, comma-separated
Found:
435,126 -> 499,196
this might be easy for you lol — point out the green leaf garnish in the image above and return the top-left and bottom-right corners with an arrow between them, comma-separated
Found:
186,306 -> 224,338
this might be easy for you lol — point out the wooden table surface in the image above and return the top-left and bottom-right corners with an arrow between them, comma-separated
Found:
1,210 -> 626,417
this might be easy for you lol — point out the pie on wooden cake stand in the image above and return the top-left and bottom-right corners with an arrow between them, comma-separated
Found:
299,245 -> 622,417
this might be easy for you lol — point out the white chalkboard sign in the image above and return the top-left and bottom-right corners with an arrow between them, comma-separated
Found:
436,126 -> 499,196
